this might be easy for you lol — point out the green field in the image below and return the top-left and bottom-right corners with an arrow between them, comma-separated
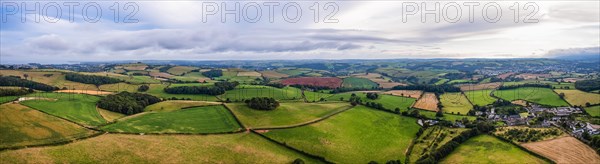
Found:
144,100 -> 220,112
170,72 -> 211,82
494,87 -> 570,107
99,82 -> 141,92
447,79 -> 474,84
0,103 -> 95,148
585,106 -> 600,117
0,96 -> 19,104
434,79 -> 449,85
20,93 -> 106,126
166,66 -> 197,76
276,69 -> 311,76
264,106 -> 420,163
440,92 -> 473,115
342,77 -> 378,89
101,105 -> 241,133
0,133 -> 320,163
440,135 -> 547,164
219,85 -> 307,101
464,90 -> 497,106
409,126 -> 468,163
555,89 -> 600,106
146,84 -> 218,101
326,92 -> 416,112
226,102 -> 351,128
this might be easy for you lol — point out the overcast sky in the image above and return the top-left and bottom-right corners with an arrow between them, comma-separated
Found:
0,1 -> 598,64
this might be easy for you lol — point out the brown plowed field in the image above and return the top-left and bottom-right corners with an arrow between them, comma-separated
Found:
281,77 -> 342,88
521,137 -> 600,164
384,90 -> 423,99
413,92 -> 439,111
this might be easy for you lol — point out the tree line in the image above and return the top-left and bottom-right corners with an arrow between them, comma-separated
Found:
65,73 -> 122,86
392,84 -> 460,94
0,76 -> 59,91
497,83 -> 551,90
164,81 -> 239,95
0,88 -> 33,96
201,69 -> 223,78
575,79 -> 600,92
245,97 -> 279,110
97,92 -> 161,115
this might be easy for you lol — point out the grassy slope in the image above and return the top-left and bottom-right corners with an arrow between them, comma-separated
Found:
0,103 -> 94,148
20,93 -> 106,126
494,87 -> 570,107
101,106 -> 241,133
265,106 -> 420,163
326,92 -> 416,112
0,133 -> 321,163
464,89 -> 497,106
226,102 -> 351,128
585,106 -> 600,117
440,135 -> 547,164
440,92 -> 473,115
555,89 -> 600,106
342,77 -> 378,89
219,85 -> 307,101
97,108 -> 126,122
0,96 -> 19,104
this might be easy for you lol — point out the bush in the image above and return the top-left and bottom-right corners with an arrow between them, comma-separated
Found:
0,88 -> 33,96
65,73 -> 121,86
244,97 -> 279,110
366,92 -> 379,100
137,85 -> 149,92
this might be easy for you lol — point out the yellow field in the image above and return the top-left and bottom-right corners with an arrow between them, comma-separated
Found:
237,71 -> 262,77
0,103 -> 95,148
0,134 -> 319,163
167,66 -> 197,76
414,92 -> 439,111
521,137 -> 600,164
144,100 -> 222,112
97,108 -> 126,122
554,89 -> 600,106
384,90 -> 423,98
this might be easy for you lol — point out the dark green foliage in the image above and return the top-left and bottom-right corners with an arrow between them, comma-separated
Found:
201,69 -> 223,78
499,128 -> 561,142
392,84 -> 460,94
214,81 -> 239,90
0,88 -> 33,96
138,85 -> 149,92
591,135 -> 600,150
65,73 -> 121,86
164,86 -> 225,95
498,83 -> 551,90
0,76 -> 59,91
244,97 -> 279,110
265,83 -> 285,88
158,66 -> 173,73
97,92 -> 161,115
366,92 -> 379,100
575,79 -> 600,92
292,158 -> 305,164
349,93 -> 362,106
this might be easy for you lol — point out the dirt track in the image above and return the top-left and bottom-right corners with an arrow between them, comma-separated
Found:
521,137 -> 600,164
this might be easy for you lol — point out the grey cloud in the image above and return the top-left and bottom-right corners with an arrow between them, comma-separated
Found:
26,34 -> 70,51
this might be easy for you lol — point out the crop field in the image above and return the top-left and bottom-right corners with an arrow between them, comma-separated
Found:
0,133 -> 319,163
585,106 -> 600,117
555,89 -> 600,106
326,92 -> 416,112
341,77 -> 378,89
101,105 -> 241,133
434,79 -> 449,85
409,126 -> 468,163
260,71 -> 289,78
237,71 -> 262,77
148,71 -> 174,78
464,90 -> 497,106
219,85 -> 306,101
494,87 -> 570,107
281,77 -> 343,88
145,100 -> 221,112
20,93 -> 106,126
264,106 -> 420,163
55,89 -> 113,95
99,83 -> 141,92
521,137 -> 600,164
0,70 -> 97,90
226,102 -> 351,128
458,82 -> 502,91
170,72 -> 212,82
146,84 -> 218,101
440,135 -> 547,164
413,92 -> 439,112
351,73 -> 404,88
440,92 -> 472,115
166,66 -> 197,76
0,103 -> 95,148
119,64 -> 147,71
384,90 -> 423,98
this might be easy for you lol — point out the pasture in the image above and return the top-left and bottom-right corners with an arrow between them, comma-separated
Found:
440,92 -> 473,115
0,96 -> 19,104
146,84 -> 218,101
20,93 -> 106,126
0,103 -> 94,148
170,72 -> 212,82
226,102 -> 351,128
464,89 -> 497,106
326,92 -> 416,112
440,135 -> 548,164
585,106 -> 600,117
219,85 -> 305,101
97,108 -> 125,122
384,90 -> 423,98
413,92 -> 439,111
101,105 -> 241,133
493,87 -> 570,107
264,106 -> 420,163
144,100 -> 221,112
458,82 -> 501,91
166,66 -> 197,76
0,133 -> 319,163
342,77 -> 378,89
281,77 -> 343,88
521,137 -> 600,164
555,89 -> 600,106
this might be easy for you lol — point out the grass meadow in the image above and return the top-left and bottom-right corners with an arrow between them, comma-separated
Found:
464,89 -> 497,106
326,92 -> 416,112
226,102 -> 351,128
439,92 -> 473,115
493,87 -> 570,107
342,77 -> 378,89
554,89 -> 600,106
20,93 -> 106,126
440,135 -> 547,164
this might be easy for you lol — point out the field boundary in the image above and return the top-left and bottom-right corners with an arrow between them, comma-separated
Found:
490,134 -> 556,164
221,104 -> 247,130
550,89 -> 573,107
249,130 -> 334,164
252,105 -> 355,130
